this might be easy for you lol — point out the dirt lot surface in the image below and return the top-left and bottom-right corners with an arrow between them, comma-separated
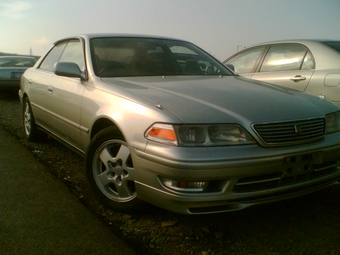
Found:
1,91 -> 340,255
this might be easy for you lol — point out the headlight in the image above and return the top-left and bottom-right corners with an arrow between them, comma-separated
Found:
325,111 -> 340,134
145,123 -> 178,145
145,123 -> 255,146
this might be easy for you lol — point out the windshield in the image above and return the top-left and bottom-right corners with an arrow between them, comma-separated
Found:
90,37 -> 232,77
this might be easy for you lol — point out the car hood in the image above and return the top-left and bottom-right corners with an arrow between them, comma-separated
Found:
101,75 -> 337,124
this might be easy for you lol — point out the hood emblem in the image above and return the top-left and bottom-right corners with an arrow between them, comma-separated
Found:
155,103 -> 163,110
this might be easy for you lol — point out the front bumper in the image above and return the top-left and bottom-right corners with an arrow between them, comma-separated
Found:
132,134 -> 340,214
18,90 -> 24,104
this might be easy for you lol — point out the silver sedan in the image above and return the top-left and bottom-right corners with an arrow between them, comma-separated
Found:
19,34 -> 340,214
223,40 -> 340,107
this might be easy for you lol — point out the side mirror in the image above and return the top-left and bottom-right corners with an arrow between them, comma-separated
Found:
54,62 -> 85,79
226,64 -> 235,72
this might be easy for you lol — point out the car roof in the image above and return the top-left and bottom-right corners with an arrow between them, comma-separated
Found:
54,33 -> 188,45
249,39 -> 340,47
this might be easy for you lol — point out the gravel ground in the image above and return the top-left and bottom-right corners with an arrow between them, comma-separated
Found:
1,91 -> 340,255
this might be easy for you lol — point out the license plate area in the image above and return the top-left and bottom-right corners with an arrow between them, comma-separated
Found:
282,151 -> 324,177
11,72 -> 23,79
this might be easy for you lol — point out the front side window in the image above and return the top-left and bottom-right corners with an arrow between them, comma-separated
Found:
260,45 -> 311,72
90,37 -> 232,77
39,42 -> 67,72
39,40 -> 84,72
59,40 -> 85,71
224,47 -> 264,74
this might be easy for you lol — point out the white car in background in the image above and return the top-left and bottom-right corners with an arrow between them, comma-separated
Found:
223,40 -> 340,107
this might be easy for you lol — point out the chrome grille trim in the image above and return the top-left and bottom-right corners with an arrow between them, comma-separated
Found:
252,117 -> 325,145
234,161 -> 340,193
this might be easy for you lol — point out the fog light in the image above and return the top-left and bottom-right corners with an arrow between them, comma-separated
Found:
160,178 -> 206,192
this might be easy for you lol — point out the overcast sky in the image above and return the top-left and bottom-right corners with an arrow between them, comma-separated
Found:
0,0 -> 339,60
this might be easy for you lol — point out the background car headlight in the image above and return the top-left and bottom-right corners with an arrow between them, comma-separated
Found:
325,111 -> 340,134
146,123 -> 255,146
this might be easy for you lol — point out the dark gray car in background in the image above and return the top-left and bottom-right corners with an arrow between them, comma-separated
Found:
19,34 -> 340,214
0,56 -> 36,90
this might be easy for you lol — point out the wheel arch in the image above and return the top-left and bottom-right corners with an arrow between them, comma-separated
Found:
90,117 -> 125,140
21,92 -> 29,107
21,93 -> 35,119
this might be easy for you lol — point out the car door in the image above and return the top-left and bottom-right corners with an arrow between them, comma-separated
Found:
30,39 -> 85,149
251,44 -> 315,91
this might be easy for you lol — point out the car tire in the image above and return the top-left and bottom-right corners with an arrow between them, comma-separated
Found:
23,97 -> 47,142
85,127 -> 145,212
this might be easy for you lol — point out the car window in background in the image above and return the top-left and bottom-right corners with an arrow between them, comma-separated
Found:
322,41 -> 340,53
59,40 -> 85,71
301,51 -> 315,70
260,45 -> 310,72
0,57 -> 36,67
39,41 -> 67,72
225,47 -> 264,73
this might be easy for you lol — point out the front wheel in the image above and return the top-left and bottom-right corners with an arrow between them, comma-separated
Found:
23,97 -> 47,142
85,127 -> 144,212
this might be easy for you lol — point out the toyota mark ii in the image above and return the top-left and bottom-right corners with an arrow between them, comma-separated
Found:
19,34 -> 340,214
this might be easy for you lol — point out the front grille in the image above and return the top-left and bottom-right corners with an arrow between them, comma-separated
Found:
252,118 -> 325,145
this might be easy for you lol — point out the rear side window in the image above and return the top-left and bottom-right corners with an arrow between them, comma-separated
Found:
260,45 -> 313,72
225,47 -> 264,73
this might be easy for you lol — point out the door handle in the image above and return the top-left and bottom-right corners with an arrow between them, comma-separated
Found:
290,75 -> 306,82
47,85 -> 54,94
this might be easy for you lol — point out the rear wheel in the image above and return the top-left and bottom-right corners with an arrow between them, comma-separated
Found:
85,127 -> 144,212
23,97 -> 47,142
